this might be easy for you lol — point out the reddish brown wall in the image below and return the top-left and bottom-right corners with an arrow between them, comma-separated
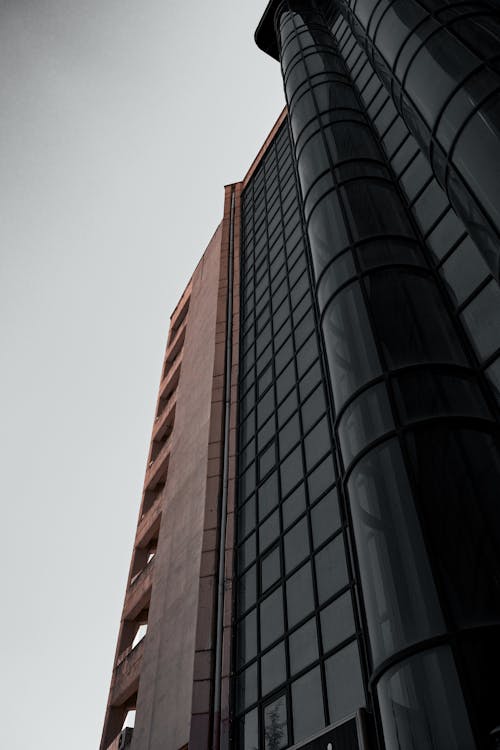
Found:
131,224 -> 223,750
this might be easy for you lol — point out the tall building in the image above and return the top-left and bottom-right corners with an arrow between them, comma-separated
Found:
101,2 -> 500,749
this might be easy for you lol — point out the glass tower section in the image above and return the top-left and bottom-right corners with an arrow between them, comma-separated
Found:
235,123 -> 367,749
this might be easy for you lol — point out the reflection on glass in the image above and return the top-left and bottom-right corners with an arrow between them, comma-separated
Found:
338,383 -> 393,465
347,439 -> 444,665
322,281 -> 382,409
325,641 -> 365,723
291,666 -> 325,743
378,647 -> 475,749
264,694 -> 288,750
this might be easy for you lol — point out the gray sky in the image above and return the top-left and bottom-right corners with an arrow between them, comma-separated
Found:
0,2 -> 283,747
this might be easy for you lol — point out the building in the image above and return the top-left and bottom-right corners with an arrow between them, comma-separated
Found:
101,1 -> 500,749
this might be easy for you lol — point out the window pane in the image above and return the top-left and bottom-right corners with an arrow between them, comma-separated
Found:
347,439 -> 444,666
239,565 -> 257,615
308,455 -> 336,501
264,694 -> 288,750
338,383 -> 394,466
289,617 -> 319,675
237,609 -> 257,667
281,445 -> 304,496
261,588 -> 284,649
261,641 -> 287,696
311,488 -> 341,548
286,561 -> 315,627
282,482 -> 307,529
262,547 -> 281,593
325,641 -> 365,722
259,471 -> 279,519
239,709 -> 258,750
237,662 -> 258,712
291,667 -> 325,743
322,282 -> 382,409
304,416 -> 330,470
440,236 -> 490,305
260,509 -> 280,552
377,647 -> 475,749
315,535 -> 349,604
284,517 -> 309,573
321,591 -> 356,653
461,280 -> 500,361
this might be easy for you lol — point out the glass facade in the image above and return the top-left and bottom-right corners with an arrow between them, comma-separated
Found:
235,123 -> 366,749
248,1 -> 500,749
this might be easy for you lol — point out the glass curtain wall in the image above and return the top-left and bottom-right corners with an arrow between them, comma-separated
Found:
235,123 -> 367,750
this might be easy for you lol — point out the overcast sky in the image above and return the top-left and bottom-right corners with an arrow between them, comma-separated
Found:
0,2 -> 283,747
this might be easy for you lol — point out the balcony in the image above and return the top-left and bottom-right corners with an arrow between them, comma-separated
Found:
123,559 -> 154,620
112,637 -> 145,706
164,323 -> 186,370
153,396 -> 176,442
159,355 -> 181,402
135,493 -> 162,550
144,432 -> 172,491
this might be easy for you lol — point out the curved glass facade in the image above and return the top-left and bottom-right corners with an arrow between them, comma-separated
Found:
334,0 -> 500,281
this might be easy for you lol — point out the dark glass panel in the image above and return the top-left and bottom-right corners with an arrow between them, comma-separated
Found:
320,591 -> 356,653
405,427 -> 500,627
400,152 -> 432,201
286,561 -> 315,627
322,281 -> 381,408
393,370 -> 490,423
296,338 -> 317,378
304,416 -> 330,470
440,235 -> 490,305
260,510 -> 280,553
239,709 -> 258,750
347,439 -> 445,665
291,667 -> 325,743
237,662 -> 258,712
240,462 -> 256,501
325,641 -> 365,723
316,251 -> 356,311
367,271 -> 466,369
315,534 -> 349,604
341,180 -> 414,243
377,647 -> 475,750
239,565 -> 257,616
239,532 -> 256,572
338,383 -> 394,466
426,208 -> 465,261
263,694 -> 288,750
278,388 -> 298,428
308,454 -> 336,501
279,414 -> 301,459
301,383 -> 327,433
282,482 -> 307,529
461,279 -> 500,361
237,609 -> 257,668
311,488 -> 341,548
485,357 -> 500,405
299,361 -> 322,402
259,471 -> 279,520
239,496 -> 256,537
261,642 -> 287,696
259,442 -> 276,480
284,517 -> 309,574
412,179 -> 449,234
258,388 -> 275,428
289,617 -> 319,675
262,547 -> 281,593
281,445 -> 304,496
276,360 -> 295,404
260,587 -> 284,650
